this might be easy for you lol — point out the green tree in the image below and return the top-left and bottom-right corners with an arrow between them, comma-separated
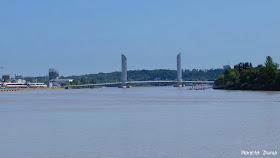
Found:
263,56 -> 278,88
80,76 -> 88,84
71,79 -> 80,85
215,56 -> 280,90
90,78 -> 97,84
215,74 -> 225,85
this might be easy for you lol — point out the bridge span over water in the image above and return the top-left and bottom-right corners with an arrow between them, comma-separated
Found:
66,53 -> 215,89
66,80 -> 214,89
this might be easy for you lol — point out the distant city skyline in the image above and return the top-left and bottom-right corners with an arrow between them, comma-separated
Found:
1,0 -> 279,76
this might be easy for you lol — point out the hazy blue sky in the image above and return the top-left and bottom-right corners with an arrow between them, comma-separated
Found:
1,0 -> 279,76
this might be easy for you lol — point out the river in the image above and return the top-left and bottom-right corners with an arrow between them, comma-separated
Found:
0,87 -> 279,158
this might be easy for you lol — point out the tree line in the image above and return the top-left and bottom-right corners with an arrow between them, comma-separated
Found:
36,69 -> 224,85
215,56 -> 280,90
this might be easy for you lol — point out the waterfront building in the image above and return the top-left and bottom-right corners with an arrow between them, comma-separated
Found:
2,75 -> 11,83
15,79 -> 26,84
49,79 -> 73,88
2,82 -> 47,88
27,83 -> 47,88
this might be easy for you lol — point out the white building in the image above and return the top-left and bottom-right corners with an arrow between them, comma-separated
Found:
223,65 -> 234,69
49,79 -> 73,88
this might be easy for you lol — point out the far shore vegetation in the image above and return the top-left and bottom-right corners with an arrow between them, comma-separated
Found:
36,69 -> 224,85
214,56 -> 280,91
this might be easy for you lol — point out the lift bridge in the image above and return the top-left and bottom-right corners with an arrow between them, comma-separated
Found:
66,53 -> 214,89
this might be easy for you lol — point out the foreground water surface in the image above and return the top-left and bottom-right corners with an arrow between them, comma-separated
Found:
0,87 -> 279,158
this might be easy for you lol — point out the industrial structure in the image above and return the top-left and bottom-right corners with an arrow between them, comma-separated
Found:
47,68 -> 73,88
49,68 -> 59,80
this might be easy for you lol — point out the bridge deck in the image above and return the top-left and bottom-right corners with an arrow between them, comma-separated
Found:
66,80 -> 214,87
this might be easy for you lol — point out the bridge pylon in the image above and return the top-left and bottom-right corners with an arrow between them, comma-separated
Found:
119,54 -> 131,88
174,52 -> 184,87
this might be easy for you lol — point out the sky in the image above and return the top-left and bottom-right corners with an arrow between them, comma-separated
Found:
0,0 -> 280,77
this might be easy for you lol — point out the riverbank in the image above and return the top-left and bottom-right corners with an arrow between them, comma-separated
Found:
0,88 -> 64,92
213,84 -> 280,91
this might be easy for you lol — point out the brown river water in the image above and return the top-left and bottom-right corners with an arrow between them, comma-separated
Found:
0,87 -> 279,158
